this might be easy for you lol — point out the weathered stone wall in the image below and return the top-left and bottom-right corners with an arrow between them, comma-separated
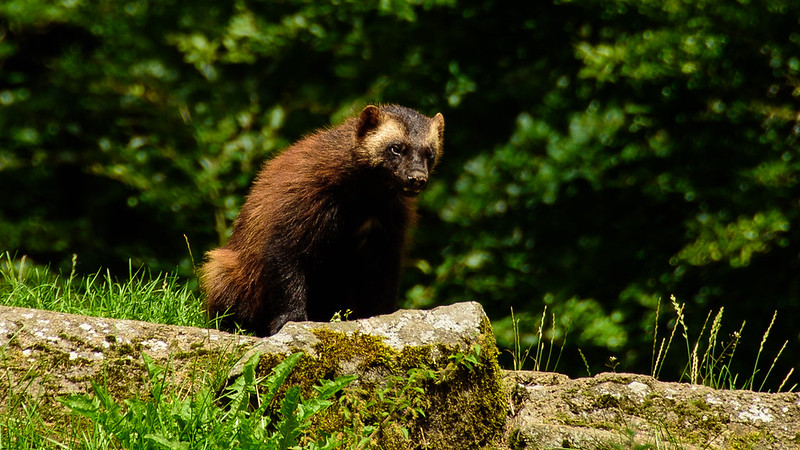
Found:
1,302 -> 799,448
505,370 -> 800,449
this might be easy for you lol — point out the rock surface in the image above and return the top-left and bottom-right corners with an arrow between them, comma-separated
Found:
2,302 -> 800,449
0,302 -> 490,400
234,300 -> 491,372
505,370 -> 800,449
0,305 -> 261,411
0,302 -> 504,449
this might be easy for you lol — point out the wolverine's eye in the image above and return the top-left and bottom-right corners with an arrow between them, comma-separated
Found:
388,144 -> 403,156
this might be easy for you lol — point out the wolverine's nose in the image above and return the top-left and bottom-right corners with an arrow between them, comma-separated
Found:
407,172 -> 428,192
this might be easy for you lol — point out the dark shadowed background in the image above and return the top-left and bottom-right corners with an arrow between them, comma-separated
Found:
1,0 -> 798,387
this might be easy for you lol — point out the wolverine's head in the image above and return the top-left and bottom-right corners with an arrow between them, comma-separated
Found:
354,104 -> 445,197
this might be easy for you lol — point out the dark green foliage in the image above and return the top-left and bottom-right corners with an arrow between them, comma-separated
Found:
1,0 -> 798,385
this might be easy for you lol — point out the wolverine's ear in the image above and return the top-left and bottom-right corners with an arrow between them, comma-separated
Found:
432,112 -> 445,142
357,105 -> 383,139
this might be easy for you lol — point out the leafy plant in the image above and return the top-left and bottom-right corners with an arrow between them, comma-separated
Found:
59,352 -> 356,449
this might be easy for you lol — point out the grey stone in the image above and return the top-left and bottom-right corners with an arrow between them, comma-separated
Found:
0,302 -> 490,398
0,301 -> 504,449
5,301 -> 798,448
0,305 -> 260,401
505,370 -> 800,449
233,300 -> 490,372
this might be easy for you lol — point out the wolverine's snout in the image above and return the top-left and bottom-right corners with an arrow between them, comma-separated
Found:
404,171 -> 428,195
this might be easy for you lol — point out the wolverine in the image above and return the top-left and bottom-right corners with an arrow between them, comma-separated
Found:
201,105 -> 445,336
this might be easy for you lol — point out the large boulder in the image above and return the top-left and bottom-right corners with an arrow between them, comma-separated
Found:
0,302 -> 505,448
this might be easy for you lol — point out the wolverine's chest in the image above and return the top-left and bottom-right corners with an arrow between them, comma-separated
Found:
354,216 -> 383,250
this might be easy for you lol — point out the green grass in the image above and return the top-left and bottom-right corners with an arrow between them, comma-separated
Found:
651,295 -> 796,393
2,348 -> 354,449
0,253 -> 215,448
61,352 -> 355,450
509,294 -> 796,393
0,253 -> 206,328
506,305 -> 565,372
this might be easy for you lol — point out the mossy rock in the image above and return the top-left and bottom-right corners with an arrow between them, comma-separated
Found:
234,302 -> 507,449
0,302 -> 505,448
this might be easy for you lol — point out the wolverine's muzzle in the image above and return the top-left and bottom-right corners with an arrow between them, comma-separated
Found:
403,171 -> 428,196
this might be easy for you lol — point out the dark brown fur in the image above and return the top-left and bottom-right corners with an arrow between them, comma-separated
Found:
201,105 -> 444,336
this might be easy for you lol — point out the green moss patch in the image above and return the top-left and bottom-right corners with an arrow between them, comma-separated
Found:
254,325 -> 507,449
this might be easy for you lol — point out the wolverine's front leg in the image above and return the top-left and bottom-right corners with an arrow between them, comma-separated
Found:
264,245 -> 310,335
